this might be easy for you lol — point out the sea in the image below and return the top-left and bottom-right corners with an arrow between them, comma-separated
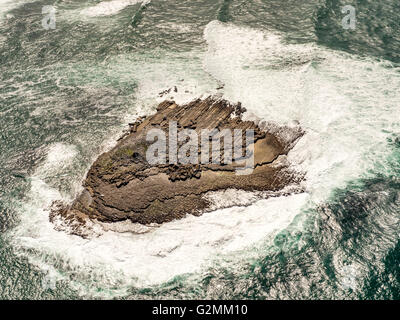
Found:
0,0 -> 399,299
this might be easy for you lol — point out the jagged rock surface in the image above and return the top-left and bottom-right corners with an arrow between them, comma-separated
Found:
50,97 -> 304,234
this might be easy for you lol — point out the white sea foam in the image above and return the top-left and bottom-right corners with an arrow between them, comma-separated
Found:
203,20 -> 400,203
0,0 -> 32,21
80,0 -> 149,17
11,142 -> 306,294
10,20 -> 400,297
97,52 -> 219,120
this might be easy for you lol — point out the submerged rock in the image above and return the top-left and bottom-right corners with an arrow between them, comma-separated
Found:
50,97 -> 304,237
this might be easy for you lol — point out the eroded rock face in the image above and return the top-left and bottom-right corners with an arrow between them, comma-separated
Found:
50,97 -> 304,237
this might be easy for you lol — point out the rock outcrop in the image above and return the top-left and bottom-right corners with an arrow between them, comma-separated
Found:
50,97 -> 304,237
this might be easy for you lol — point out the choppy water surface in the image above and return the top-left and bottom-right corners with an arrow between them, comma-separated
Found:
0,0 -> 399,299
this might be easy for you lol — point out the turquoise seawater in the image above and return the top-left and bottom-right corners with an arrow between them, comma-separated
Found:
0,0 -> 399,299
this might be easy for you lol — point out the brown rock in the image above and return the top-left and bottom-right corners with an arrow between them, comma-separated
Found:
50,97 -> 304,233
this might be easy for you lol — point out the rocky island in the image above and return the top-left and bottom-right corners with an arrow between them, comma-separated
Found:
50,97 -> 304,237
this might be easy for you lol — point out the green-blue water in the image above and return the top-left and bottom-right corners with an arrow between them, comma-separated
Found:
0,0 -> 399,299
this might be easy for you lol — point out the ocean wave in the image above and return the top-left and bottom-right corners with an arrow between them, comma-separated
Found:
80,0 -> 150,17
